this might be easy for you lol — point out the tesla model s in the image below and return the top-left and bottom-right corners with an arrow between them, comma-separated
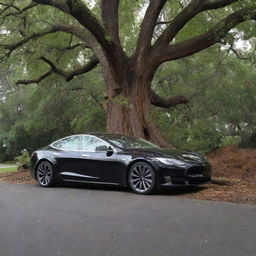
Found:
30,133 -> 211,194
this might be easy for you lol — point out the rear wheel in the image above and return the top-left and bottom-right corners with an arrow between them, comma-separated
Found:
128,162 -> 156,195
36,161 -> 56,187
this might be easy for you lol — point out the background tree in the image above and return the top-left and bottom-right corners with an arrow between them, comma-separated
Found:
0,0 -> 256,147
152,48 -> 256,152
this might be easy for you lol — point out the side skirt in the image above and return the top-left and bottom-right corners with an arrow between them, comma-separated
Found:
62,179 -> 120,186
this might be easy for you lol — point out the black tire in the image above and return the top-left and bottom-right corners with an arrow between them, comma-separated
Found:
36,161 -> 56,187
128,161 -> 156,195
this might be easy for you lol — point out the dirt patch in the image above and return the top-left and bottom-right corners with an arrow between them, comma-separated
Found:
0,145 -> 255,204
0,169 -> 36,184
207,145 -> 256,182
179,182 -> 256,205
180,145 -> 256,204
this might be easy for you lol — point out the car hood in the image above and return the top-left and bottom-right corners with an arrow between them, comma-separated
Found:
125,148 -> 208,164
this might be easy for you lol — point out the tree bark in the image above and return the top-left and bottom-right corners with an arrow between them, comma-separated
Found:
101,61 -> 169,147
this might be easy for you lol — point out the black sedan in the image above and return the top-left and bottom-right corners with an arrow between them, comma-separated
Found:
31,134 -> 211,195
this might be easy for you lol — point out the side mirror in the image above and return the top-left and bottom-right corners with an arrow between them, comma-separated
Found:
106,146 -> 114,157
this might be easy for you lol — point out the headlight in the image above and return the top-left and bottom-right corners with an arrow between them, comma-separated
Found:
182,154 -> 203,161
155,158 -> 185,166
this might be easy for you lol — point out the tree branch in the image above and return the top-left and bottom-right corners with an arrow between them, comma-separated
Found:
0,27 -> 59,58
0,2 -> 20,11
50,43 -> 84,54
40,55 -> 99,82
154,0 -> 238,48
136,0 -> 167,55
101,0 -> 120,43
156,20 -> 171,25
52,23 -> 95,45
39,56 -> 67,76
0,6 -> 10,16
158,7 -> 256,63
32,0 -> 70,13
0,2 -> 38,21
16,70 -> 53,85
33,0 -> 112,51
16,55 -> 99,85
203,0 -> 238,10
65,57 -> 99,82
151,89 -> 189,108
0,24 -> 94,59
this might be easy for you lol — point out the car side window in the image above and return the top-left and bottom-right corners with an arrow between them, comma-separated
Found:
81,136 -> 110,152
52,136 -> 81,150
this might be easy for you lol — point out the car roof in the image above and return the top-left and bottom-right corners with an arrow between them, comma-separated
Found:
89,133 -> 134,139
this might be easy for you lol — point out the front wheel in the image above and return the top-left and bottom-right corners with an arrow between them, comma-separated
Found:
36,161 -> 56,187
128,162 -> 156,195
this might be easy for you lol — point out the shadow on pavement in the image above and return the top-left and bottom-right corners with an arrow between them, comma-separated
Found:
158,186 -> 207,195
55,181 -> 208,196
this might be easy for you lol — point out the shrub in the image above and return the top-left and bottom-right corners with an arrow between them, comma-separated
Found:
15,149 -> 30,169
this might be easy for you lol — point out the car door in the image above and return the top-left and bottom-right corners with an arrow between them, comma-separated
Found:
51,135 -> 83,179
76,135 -> 124,184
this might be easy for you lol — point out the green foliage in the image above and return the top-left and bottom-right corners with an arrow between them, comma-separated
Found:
0,0 -> 256,160
168,119 -> 222,154
0,67 -> 106,160
15,149 -> 30,168
112,95 -> 131,107
220,136 -> 241,147
152,45 -> 256,154
1,34 -> 256,158
240,132 -> 256,148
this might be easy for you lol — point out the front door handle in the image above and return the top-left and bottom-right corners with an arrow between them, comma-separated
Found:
81,154 -> 89,157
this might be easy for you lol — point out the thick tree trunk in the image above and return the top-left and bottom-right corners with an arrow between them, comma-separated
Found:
104,70 -> 169,147
94,43 -> 169,147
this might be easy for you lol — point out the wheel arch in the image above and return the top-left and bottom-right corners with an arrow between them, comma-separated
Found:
34,159 -> 55,176
125,159 -> 156,183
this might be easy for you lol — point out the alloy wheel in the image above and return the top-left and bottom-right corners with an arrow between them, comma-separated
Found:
129,162 -> 156,194
36,161 -> 54,187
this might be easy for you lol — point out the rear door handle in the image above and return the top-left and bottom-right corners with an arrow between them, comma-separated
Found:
81,154 -> 89,157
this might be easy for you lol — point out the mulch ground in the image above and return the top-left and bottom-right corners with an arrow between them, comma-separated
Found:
1,145 -> 255,204
0,170 -> 36,184
180,145 -> 256,204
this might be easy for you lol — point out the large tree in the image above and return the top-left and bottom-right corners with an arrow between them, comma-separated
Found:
1,0 -> 256,146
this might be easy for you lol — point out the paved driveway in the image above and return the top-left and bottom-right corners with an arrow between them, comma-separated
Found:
0,183 -> 255,256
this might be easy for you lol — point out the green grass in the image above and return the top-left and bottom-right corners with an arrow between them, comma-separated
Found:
0,167 -> 17,173
2,160 -> 16,165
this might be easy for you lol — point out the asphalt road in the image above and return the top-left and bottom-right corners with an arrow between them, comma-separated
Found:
0,183 -> 255,256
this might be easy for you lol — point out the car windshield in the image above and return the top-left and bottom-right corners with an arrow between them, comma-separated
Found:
104,136 -> 160,149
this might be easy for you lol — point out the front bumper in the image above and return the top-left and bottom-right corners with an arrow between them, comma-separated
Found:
30,153 -> 39,179
156,162 -> 212,187
160,176 -> 211,187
